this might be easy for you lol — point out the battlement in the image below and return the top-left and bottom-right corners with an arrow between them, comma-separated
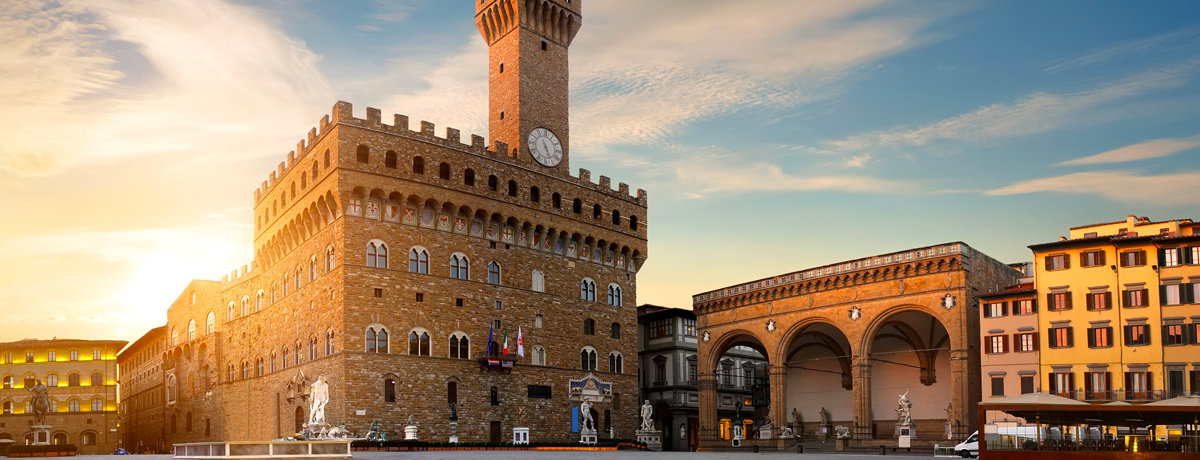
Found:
221,263 -> 257,285
255,101 -> 647,207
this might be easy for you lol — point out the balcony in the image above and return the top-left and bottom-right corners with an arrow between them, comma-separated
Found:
1056,389 -> 1167,402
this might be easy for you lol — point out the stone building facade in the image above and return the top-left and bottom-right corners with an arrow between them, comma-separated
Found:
135,0 -> 648,444
116,326 -> 167,453
0,338 -> 126,454
692,243 -> 1021,451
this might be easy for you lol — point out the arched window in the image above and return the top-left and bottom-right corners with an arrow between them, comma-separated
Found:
609,352 -> 623,373
630,215 -> 639,230
535,314 -> 543,328
447,381 -> 458,404
408,330 -> 431,356
356,145 -> 369,163
530,186 -> 540,202
241,296 -> 249,316
310,256 -> 318,281
384,378 -> 396,402
1,376 -> 11,389
166,375 -> 176,402
365,327 -> 388,353
325,330 -> 334,356
255,358 -> 263,376
326,246 -> 336,272
412,156 -> 424,174
583,318 -> 595,335
282,274 -> 289,296
580,279 -> 596,301
81,431 -> 96,446
241,361 -> 248,379
488,262 -> 501,284
573,198 -> 582,214
367,242 -> 388,268
311,161 -> 318,180
295,267 -> 302,290
449,333 -> 470,359
323,150 -> 331,168
552,192 -> 561,208
593,204 -> 602,219
450,255 -> 469,280
91,372 -> 102,386
384,150 -> 397,169
580,347 -> 597,371
533,346 -> 546,366
608,284 -> 623,306
438,162 -> 450,180
270,352 -> 277,373
271,284 -> 277,303
409,248 -> 429,274
507,180 -> 517,197
46,374 -> 57,386
611,322 -> 621,339
256,291 -> 264,312
68,373 -> 80,387
464,168 -> 475,186
300,172 -> 307,189
68,399 -> 80,413
612,209 -> 620,225
171,327 -> 178,346
488,175 -> 498,191
308,338 -> 317,361
1,401 -> 10,414
531,270 -> 545,292
282,349 -> 289,369
187,320 -> 196,341
53,433 -> 67,445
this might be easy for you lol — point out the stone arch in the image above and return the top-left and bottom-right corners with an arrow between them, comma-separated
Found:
703,329 -> 770,372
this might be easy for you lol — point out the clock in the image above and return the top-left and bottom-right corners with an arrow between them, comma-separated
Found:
527,127 -> 563,167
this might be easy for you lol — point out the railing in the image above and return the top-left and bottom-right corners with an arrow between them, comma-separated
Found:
1056,389 -> 1171,402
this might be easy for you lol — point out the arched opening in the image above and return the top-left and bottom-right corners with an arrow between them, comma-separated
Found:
529,186 -> 540,203
464,168 -> 475,186
356,145 -> 369,163
488,175 -> 498,191
384,150 -> 397,169
295,406 -> 305,433
704,332 -> 770,443
507,180 -> 517,197
438,162 -> 450,180
412,156 -> 425,175
782,322 -> 854,436
866,309 -> 952,438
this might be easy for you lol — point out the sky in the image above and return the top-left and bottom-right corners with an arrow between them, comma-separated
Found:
2,0 -> 1199,344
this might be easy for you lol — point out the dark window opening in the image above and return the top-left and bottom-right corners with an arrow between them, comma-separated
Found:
612,209 -> 620,225
416,293 -> 424,302
465,169 -> 475,186
384,151 -> 397,169
552,193 -> 561,208
356,145 -> 369,163
630,215 -> 638,230
490,386 -> 499,405
447,381 -> 458,404
374,288 -> 382,298
439,162 -> 450,180
507,180 -> 517,197
541,40 -> 547,51
500,111 -> 504,120
530,186 -> 540,203
455,298 -> 464,307
499,62 -> 504,73
1021,376 -> 1035,394
384,379 -> 395,402
488,175 -> 498,191
573,199 -> 581,214
412,156 -> 425,175
593,204 -> 601,219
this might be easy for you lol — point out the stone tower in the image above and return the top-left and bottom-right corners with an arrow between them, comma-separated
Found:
475,0 -> 581,176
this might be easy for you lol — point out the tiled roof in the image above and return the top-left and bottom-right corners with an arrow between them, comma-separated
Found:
979,283 -> 1036,298
0,338 -> 128,348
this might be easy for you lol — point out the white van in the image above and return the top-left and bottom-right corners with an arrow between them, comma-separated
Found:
954,431 -> 978,458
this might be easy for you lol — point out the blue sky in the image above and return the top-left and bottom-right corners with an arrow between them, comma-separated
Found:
1,0 -> 1198,342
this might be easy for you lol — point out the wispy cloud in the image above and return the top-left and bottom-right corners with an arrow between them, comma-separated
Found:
986,170 -> 1200,205
821,62 -> 1195,155
674,152 -> 917,195
1056,134 -> 1200,166
1044,25 -> 1200,73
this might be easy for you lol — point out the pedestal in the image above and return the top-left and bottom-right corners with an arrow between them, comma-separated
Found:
732,425 -> 743,447
404,425 -> 418,441
449,421 -> 458,444
512,428 -> 529,445
31,426 -> 51,446
759,427 -> 772,440
945,421 -> 953,440
817,424 -> 831,442
579,428 -> 597,445
894,422 -> 916,439
635,430 -> 662,451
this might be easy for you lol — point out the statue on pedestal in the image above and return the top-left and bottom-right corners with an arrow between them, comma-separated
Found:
819,407 -> 830,425
579,399 -> 594,431
896,390 -> 912,425
639,400 -> 655,432
308,374 -> 329,426
27,379 -> 49,426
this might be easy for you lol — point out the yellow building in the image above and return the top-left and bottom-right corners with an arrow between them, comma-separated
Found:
0,338 -> 126,453
1030,215 -> 1200,402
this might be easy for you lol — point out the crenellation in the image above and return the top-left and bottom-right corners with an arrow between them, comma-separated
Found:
268,171 -> 277,186
599,175 -> 611,191
495,141 -> 508,156
393,114 -> 409,131
366,107 -> 382,126
578,168 -> 591,183
637,189 -> 648,206
420,120 -> 435,136
332,100 -> 353,123
307,128 -> 317,149
320,115 -> 330,136
446,127 -> 460,144
471,134 -> 485,148
618,182 -> 629,198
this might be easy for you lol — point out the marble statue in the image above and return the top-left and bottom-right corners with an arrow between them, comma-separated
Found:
792,407 -> 802,427
579,399 -> 594,431
835,425 -> 851,438
896,390 -> 912,425
26,379 -> 49,426
780,425 -> 793,438
407,414 -> 417,426
819,407 -> 830,425
327,425 -> 351,438
762,413 -> 773,431
308,374 -> 329,425
640,400 -> 654,432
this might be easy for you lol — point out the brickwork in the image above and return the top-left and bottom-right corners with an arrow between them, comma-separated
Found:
0,338 -> 125,455
117,326 -> 167,453
136,0 -> 648,445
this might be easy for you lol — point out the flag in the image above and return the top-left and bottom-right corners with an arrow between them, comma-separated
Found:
502,327 -> 509,356
487,323 -> 494,355
517,327 -> 525,357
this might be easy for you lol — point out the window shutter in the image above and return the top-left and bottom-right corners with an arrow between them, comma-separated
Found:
1031,297 -> 1038,313
1046,293 -> 1054,310
1158,248 -> 1166,266
1097,250 -> 1106,266
1002,301 -> 1009,316
1048,374 -> 1057,394
1183,284 -> 1194,304
1044,255 -> 1052,269
1147,372 -> 1153,392
1160,285 -> 1168,307
1032,332 -> 1040,351
1140,289 -> 1149,307
1183,246 -> 1194,265
1064,254 -> 1071,269
1105,327 -> 1113,347
1067,327 -> 1074,347
1087,328 -> 1096,348
1145,325 -> 1152,345
1123,325 -> 1133,346
984,337 -> 992,354
1065,292 -> 1073,310
1068,372 -> 1075,393
1084,372 -> 1093,393
1086,293 -> 1095,310
982,304 -> 990,318
1105,372 -> 1112,394
1139,250 -> 1147,266
1004,335 -> 1010,353
1104,292 -> 1112,309
1162,325 -> 1170,345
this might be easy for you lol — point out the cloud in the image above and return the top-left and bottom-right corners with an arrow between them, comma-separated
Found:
986,170 -> 1200,205
1044,25 -> 1200,73
1056,134 -> 1200,166
675,156 -> 917,194
821,62 -> 1195,154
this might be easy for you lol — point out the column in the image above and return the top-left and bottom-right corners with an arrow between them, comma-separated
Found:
769,364 -> 789,448
697,373 -> 719,447
852,356 -> 873,440
950,347 -> 974,440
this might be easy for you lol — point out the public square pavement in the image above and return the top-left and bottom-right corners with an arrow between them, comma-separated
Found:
73,452 -> 937,459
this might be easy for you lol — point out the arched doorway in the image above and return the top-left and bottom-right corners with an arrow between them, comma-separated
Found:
782,321 -> 853,437
865,309 -> 951,439
699,331 -> 770,448
294,406 -> 305,434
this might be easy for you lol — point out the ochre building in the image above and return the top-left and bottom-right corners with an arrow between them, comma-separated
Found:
0,338 -> 126,454
130,0 -> 647,445
692,243 -> 1021,451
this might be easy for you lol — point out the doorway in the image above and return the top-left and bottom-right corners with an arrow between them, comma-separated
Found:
688,418 -> 699,451
489,421 -> 501,443
294,406 -> 304,434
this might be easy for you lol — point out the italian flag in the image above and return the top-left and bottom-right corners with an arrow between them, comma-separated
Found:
502,327 -> 509,356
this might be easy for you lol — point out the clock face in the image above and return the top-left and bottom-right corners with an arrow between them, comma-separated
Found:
527,127 -> 563,167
